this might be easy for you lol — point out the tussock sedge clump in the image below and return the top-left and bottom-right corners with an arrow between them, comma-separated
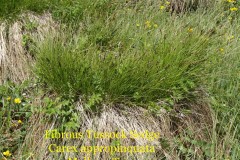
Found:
0,0 -> 240,159
35,15 -> 210,104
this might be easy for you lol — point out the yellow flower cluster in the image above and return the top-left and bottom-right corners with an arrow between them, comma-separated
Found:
145,21 -> 151,28
160,5 -> 165,10
219,48 -> 224,52
160,1 -> 170,10
145,21 -> 158,29
228,35 -> 234,40
14,98 -> 21,104
6,97 -> 22,104
18,120 -> 23,124
188,27 -> 193,33
227,0 -> 236,3
230,7 -> 238,11
3,150 -> 11,157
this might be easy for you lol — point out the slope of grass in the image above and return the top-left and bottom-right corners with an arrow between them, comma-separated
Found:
35,20 -> 210,104
0,0 -> 240,159
0,0 -> 123,23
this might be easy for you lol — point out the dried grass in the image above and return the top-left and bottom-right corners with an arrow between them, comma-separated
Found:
0,13 -> 57,84
18,98 -> 213,160
170,0 -> 213,13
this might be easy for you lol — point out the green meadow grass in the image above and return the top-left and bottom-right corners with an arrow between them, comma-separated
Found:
35,22 -> 210,103
0,0 -> 240,159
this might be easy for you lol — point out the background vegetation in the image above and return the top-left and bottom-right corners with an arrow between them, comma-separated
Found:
0,0 -> 239,159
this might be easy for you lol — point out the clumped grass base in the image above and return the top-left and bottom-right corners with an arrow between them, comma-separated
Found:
35,11 -> 211,104
0,13 -> 57,84
0,0 -> 240,160
1,84 -> 239,159
18,98 -> 214,160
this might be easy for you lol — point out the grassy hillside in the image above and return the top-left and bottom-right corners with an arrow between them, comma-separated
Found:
0,0 -> 240,159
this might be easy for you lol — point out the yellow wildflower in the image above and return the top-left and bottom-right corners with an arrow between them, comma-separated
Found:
6,97 -> 11,101
154,24 -> 158,28
136,23 -> 140,27
219,48 -> 224,52
166,1 -> 170,5
228,35 -> 234,40
14,98 -> 21,104
3,150 -> 11,157
227,0 -> 235,3
12,123 -> 17,127
145,21 -> 151,28
230,7 -> 238,11
160,5 -> 165,10
145,21 -> 150,24
188,27 -> 193,33
18,120 -> 23,124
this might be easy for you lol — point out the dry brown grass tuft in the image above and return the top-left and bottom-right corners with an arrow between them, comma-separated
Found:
169,0 -> 213,13
0,13 -> 57,84
18,97 -> 213,160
